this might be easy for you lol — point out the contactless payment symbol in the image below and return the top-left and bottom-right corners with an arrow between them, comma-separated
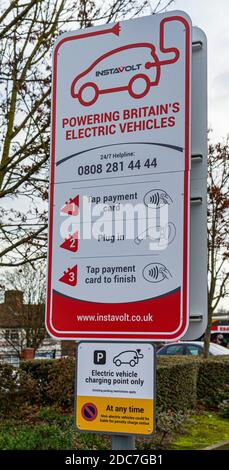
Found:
81,403 -> 98,421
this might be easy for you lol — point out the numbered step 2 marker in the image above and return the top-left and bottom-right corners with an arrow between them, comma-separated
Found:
60,231 -> 79,253
59,265 -> 78,286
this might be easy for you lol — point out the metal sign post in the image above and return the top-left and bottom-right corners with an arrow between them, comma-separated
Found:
184,26 -> 208,340
112,435 -> 135,450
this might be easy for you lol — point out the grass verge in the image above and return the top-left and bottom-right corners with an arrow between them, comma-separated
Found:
0,408 -> 228,450
171,413 -> 229,450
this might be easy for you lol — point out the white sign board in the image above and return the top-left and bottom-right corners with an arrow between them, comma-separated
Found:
46,11 -> 192,341
75,342 -> 155,435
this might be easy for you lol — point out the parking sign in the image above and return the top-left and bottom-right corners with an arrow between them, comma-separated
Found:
75,342 -> 155,435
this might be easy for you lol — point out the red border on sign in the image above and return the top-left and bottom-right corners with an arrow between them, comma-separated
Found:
46,14 -> 191,341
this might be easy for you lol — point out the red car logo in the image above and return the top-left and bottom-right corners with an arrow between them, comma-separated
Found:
70,18 -> 180,107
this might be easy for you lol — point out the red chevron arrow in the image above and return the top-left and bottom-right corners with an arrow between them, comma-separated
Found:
60,231 -> 79,252
59,265 -> 77,286
61,195 -> 79,216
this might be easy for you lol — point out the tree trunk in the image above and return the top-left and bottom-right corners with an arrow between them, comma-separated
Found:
203,306 -> 213,358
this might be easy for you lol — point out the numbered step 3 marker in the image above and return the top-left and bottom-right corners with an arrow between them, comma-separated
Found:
59,265 -> 78,286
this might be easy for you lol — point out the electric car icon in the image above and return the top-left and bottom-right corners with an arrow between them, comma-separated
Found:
113,349 -> 144,367
70,18 -> 180,106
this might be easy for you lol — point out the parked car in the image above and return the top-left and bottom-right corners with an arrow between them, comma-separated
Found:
34,350 -> 56,360
210,332 -> 229,348
157,341 -> 229,356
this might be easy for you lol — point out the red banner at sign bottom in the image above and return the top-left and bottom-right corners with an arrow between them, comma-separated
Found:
47,288 -> 186,340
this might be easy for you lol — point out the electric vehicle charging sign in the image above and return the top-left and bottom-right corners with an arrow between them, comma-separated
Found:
46,11 -> 192,341
75,342 -> 155,435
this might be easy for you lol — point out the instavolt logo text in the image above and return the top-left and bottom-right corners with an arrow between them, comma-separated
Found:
95,63 -> 142,76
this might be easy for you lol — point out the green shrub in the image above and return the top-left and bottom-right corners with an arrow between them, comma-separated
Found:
157,356 -> 229,411
46,359 -> 75,409
218,384 -> 229,418
21,358 -> 75,410
20,359 -> 54,404
197,357 -> 229,409
0,364 -> 40,416
156,358 -> 198,411
1,355 -> 229,417
0,420 -> 74,450
73,432 -> 110,450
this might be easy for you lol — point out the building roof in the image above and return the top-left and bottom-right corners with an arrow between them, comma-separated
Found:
0,290 -> 45,328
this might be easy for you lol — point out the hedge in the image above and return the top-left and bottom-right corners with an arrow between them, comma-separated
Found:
20,358 -> 75,410
0,356 -> 229,416
0,363 -> 40,415
20,357 -> 198,412
197,356 -> 229,408
156,359 -> 198,411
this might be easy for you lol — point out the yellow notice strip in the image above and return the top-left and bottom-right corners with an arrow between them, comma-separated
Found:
76,396 -> 154,435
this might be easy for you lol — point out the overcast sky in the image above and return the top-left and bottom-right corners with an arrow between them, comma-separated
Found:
166,0 -> 229,143
167,0 -> 228,312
